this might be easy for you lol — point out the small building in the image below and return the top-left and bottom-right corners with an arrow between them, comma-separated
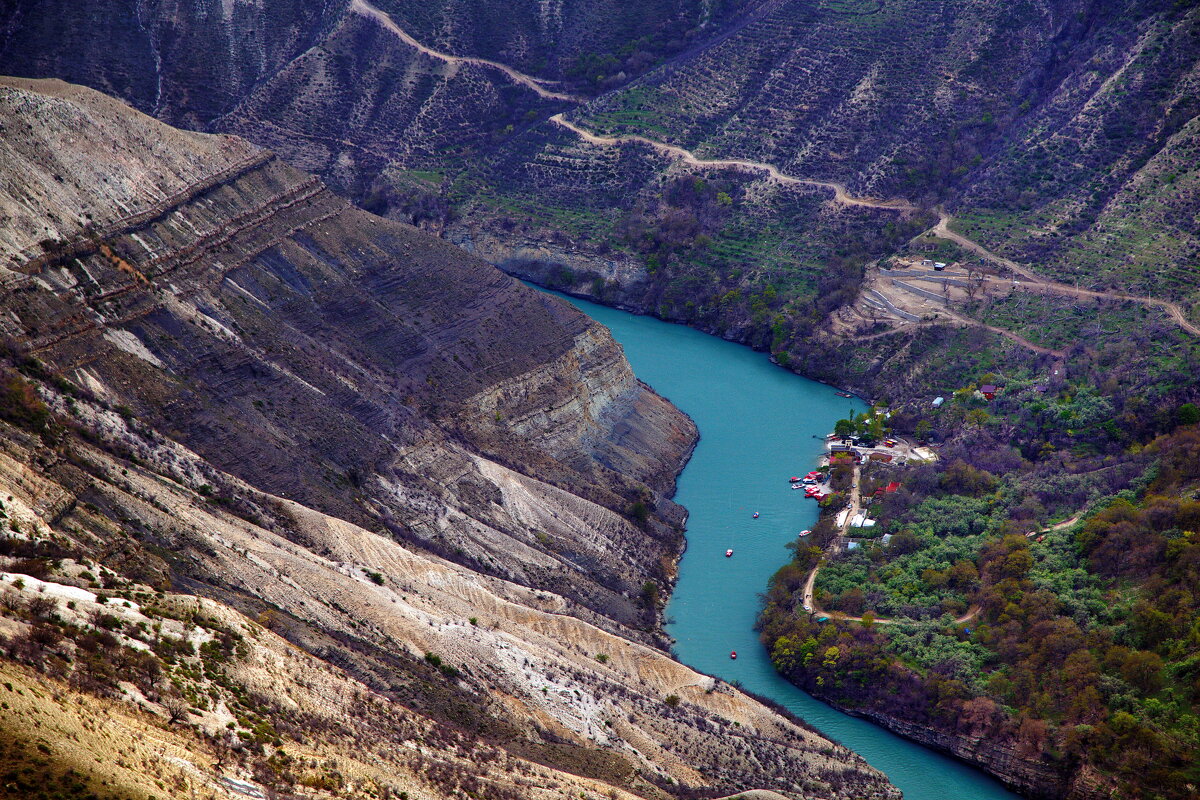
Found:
933,262 -> 947,271
980,384 -> 999,400
932,396 -> 945,407
920,259 -> 934,268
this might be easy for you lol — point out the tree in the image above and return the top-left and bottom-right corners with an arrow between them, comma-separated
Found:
1178,403 -> 1200,427
164,696 -> 190,725
834,418 -> 855,440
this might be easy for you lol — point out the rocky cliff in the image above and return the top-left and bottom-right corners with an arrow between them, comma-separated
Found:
0,75 -> 695,635
0,77 -> 897,800
831,706 -> 1113,800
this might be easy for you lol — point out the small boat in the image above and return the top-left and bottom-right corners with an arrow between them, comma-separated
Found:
752,512 -> 759,519
798,530 -> 811,537
791,483 -> 804,490
836,391 -> 853,398
730,651 -> 737,660
725,549 -> 733,557
789,476 -> 802,483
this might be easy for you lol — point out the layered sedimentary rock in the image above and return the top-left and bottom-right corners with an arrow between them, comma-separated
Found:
0,77 -> 897,799
0,76 -> 694,634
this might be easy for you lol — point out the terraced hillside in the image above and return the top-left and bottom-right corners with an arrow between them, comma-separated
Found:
5,0 -> 1195,344
0,77 -> 899,800
3,3 -> 1200,796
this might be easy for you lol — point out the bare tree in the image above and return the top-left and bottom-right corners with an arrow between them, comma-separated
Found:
164,696 -> 190,725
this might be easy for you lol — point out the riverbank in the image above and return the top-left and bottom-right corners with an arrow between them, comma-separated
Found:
538,286 -> 1019,800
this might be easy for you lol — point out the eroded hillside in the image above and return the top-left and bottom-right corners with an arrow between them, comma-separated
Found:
0,77 -> 897,799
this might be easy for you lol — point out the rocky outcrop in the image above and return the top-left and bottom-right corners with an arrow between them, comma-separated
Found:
0,76 -> 696,634
811,701 -> 1121,800
0,77 -> 898,799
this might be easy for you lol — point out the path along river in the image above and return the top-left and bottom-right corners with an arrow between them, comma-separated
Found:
541,288 -> 1018,800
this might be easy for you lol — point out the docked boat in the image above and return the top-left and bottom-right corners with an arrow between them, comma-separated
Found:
791,483 -> 805,490
798,530 -> 811,537
836,391 -> 853,398
789,476 -> 802,483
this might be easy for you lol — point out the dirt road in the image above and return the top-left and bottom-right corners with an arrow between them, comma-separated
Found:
351,0 -> 583,102
801,463 -> 861,613
932,213 -> 1200,338
346,7 -> 1199,340
550,114 -> 918,212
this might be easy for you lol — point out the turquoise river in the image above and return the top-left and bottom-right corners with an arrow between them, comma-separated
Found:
543,288 -> 1018,800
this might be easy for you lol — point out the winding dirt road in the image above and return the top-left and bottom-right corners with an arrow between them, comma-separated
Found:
934,304 -> 1066,358
808,514 -> 1083,627
800,464 -> 861,615
349,5 -> 1198,340
932,214 -> 1200,338
350,0 -> 583,102
550,114 -> 919,211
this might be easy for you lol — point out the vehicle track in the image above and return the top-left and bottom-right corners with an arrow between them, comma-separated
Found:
932,213 -> 1200,338
809,513 -> 1083,627
348,5 -> 1199,340
350,0 -> 584,102
550,114 -> 919,212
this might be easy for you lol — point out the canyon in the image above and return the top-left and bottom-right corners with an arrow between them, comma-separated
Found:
0,0 -> 1197,797
0,76 -> 896,799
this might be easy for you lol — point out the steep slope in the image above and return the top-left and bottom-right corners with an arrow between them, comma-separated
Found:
0,76 -> 692,635
0,77 -> 897,799
2,0 -> 1196,324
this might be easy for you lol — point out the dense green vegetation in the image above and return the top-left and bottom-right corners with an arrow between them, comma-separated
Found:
762,383 -> 1200,797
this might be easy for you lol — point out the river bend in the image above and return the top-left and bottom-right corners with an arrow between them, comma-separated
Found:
541,288 -> 1018,800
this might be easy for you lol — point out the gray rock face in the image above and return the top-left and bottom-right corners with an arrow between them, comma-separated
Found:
0,76 -> 693,635
0,76 -> 901,800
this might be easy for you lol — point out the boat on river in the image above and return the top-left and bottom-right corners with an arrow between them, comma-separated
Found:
725,549 -> 733,557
